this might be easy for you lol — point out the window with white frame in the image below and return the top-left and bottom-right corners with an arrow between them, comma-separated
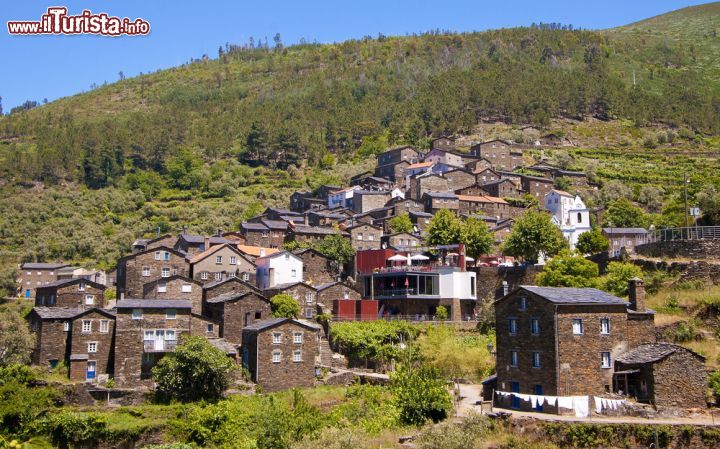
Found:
142,266 -> 150,277
181,283 -> 192,293
272,350 -> 282,363
214,272 -> 222,281
518,297 -> 527,311
510,350 -> 518,367
157,282 -> 167,293
166,330 -> 176,341
600,318 -> 611,335
132,309 -> 143,320
508,318 -> 518,335
293,332 -> 303,344
81,320 -> 91,333
78,282 -> 85,292
305,308 -> 314,319
201,272 -> 208,280
161,267 -> 170,278
216,255 -> 222,264
291,269 -> 297,278
572,319 -> 583,335
63,321 -> 70,332
99,320 -> 109,333
87,342 -> 97,353
154,251 -> 161,260
532,352 -> 541,368
144,330 -> 154,343
293,350 -> 302,362
531,318 -> 540,335
230,256 -> 237,265
357,233 -> 363,241
272,332 -> 282,344
601,352 -> 611,368
166,309 -> 177,320
305,292 -> 314,304
242,272 -> 250,281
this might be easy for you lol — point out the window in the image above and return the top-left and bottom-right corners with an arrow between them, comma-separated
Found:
207,324 -> 214,333
577,212 -> 582,223
78,282 -> 86,292
343,290 -> 350,300
293,332 -> 303,344
132,309 -> 143,320
157,282 -> 167,293
255,311 -> 262,319
518,297 -> 527,311
87,342 -> 97,353
572,319 -> 583,335
161,267 -> 170,278
144,330 -> 154,342
230,256 -> 237,265
305,293 -> 314,304
510,350 -> 518,367
508,318 -> 518,335
81,320 -> 91,333
163,251 -> 170,261
531,318 -> 540,335
166,309 -> 177,320
142,266 -> 150,277
272,332 -> 282,344
154,251 -> 161,260
215,256 -> 222,264
99,320 -> 109,333
305,308 -> 314,318
357,233 -> 363,241
181,283 -> 192,293
166,330 -> 176,341
293,350 -> 302,362
291,269 -> 297,278
368,234 -> 374,241
272,351 -> 282,363
63,321 -> 70,332
214,272 -> 222,281
600,318 -> 611,335
242,272 -> 250,281
532,352 -> 541,368
601,352 -> 611,368
201,272 -> 208,280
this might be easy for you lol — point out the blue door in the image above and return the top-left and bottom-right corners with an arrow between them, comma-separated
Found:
86,361 -> 96,380
511,382 -> 520,409
534,385 -> 544,411
25,289 -> 30,299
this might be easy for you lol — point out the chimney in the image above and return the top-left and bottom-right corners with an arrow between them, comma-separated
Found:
259,248 -> 266,258
217,227 -> 223,237
182,225 -> 188,235
628,277 -> 645,312
502,281 -> 509,296
204,236 -> 210,250
304,214 -> 309,226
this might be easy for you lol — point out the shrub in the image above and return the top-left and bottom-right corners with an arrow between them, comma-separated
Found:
536,250 -> 600,288
602,262 -> 643,297
674,321 -> 700,343
43,412 -> 108,448
271,294 -> 301,318
435,306 -> 448,321
390,363 -> 452,425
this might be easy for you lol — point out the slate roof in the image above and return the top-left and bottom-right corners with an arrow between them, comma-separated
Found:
180,235 -> 229,245
208,338 -> 238,355
202,277 -> 262,292
241,222 -> 269,231
70,354 -> 89,361
21,262 -> 70,270
242,317 -> 321,332
115,299 -> 192,309
516,286 -> 628,305
290,226 -> 343,235
205,291 -> 263,304
615,344 -> 704,364
355,190 -> 392,196
33,307 -> 83,319
262,220 -> 289,230
37,278 -> 104,289
602,228 -> 648,235
424,191 -> 458,199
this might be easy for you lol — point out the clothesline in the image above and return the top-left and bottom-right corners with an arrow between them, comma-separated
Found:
495,391 -> 626,418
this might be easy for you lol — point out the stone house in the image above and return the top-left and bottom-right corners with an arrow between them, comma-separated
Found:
521,175 -> 555,199
328,186 -> 361,209
241,318 -> 321,392
241,222 -> 273,248
256,251 -> 304,290
315,281 -> 362,310
308,210 -> 351,227
142,275 -> 204,314
174,233 -> 229,257
481,178 -> 523,198
264,282 -> 319,319
290,190 -> 313,213
409,211 -> 433,234
475,168 -> 501,184
409,173 -> 450,201
602,228 -> 649,257
457,195 -> 511,219
203,291 -> 272,346
353,190 -> 392,214
293,248 -> 338,286
382,232 -> 422,250
493,280 -> 656,414
190,243 -> 256,285
470,140 -> 523,170
19,262 -> 70,300
286,225 -> 346,246
443,168 -> 477,192
614,344 -> 706,409
465,158 -> 493,173
455,183 -> 490,196
422,192 -> 459,214
374,146 -> 418,182
28,307 -> 81,368
113,299 -> 194,386
131,234 -> 177,254
203,277 -> 263,301
116,246 -> 190,299
388,198 -> 425,216
346,223 -> 383,251
354,176 -> 395,191
69,308 -> 116,382
35,278 -> 106,309
431,137 -> 456,151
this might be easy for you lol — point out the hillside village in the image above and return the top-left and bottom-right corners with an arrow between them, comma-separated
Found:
16,132 -> 714,424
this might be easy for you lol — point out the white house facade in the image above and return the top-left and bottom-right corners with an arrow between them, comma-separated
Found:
544,190 -> 591,250
255,251 -> 304,289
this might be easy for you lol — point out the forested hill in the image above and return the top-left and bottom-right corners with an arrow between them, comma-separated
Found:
1,3 -> 719,188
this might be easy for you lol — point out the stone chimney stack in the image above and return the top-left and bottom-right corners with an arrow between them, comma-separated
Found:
204,236 -> 210,250
217,227 -> 223,237
182,225 -> 188,235
628,277 -> 645,312
304,214 -> 309,226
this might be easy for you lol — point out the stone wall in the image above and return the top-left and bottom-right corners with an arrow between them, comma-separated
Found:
298,251 -> 337,285
631,257 -> 720,285
142,277 -> 203,314
32,318 -> 69,366
119,249 -> 190,298
474,266 -> 543,302
70,311 -> 115,377
653,350 -> 707,409
636,239 -> 720,260
216,293 -> 271,346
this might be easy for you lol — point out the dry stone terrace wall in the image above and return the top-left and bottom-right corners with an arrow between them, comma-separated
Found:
636,239 -> 720,259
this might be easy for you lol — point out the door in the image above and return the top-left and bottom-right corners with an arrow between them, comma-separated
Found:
25,289 -> 30,299
511,382 -> 520,409
86,361 -> 96,380
154,330 -> 165,351
534,385 -> 544,412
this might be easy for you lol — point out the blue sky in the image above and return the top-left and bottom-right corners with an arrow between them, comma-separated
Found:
0,0 -> 710,111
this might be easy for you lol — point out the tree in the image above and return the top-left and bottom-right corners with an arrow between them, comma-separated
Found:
389,213 -> 414,234
271,293 -> 301,318
426,209 -> 462,246
166,148 -> 204,190
461,217 -> 494,259
536,250 -> 600,288
502,211 -> 567,263
152,336 -> 236,402
604,199 -> 648,228
390,363 -> 452,425
435,305 -> 448,321
603,262 -> 643,297
576,228 -> 609,255
696,185 -> 720,225
0,308 -> 35,366
313,233 -> 355,266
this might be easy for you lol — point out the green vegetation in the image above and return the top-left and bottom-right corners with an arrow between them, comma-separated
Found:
502,210 -> 567,263
152,336 -> 237,402
536,250 -> 600,288
329,320 -> 419,367
389,213 -> 414,234
602,262 -> 644,297
0,306 -> 35,366
312,233 -> 355,265
461,217 -> 494,259
389,363 -> 452,425
426,209 -> 462,246
271,294 -> 302,319
416,325 -> 494,381
575,228 -> 609,255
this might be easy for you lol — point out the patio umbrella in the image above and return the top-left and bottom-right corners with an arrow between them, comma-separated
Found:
465,256 -> 475,261
409,254 -> 429,261
388,254 -> 408,261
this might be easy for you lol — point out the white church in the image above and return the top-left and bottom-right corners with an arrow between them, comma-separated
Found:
544,189 -> 591,250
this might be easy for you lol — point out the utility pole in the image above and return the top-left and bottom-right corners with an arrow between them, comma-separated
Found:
684,173 -> 690,232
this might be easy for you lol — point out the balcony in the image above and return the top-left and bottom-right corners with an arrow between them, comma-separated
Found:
143,340 -> 177,352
